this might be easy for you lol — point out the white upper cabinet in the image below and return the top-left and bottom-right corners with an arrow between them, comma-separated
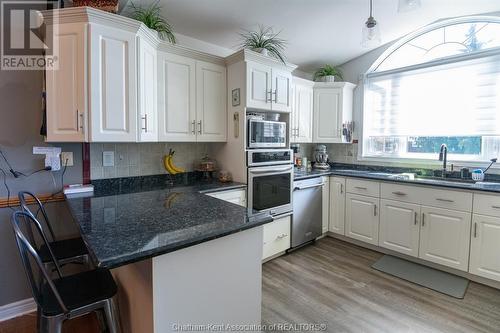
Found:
291,78 -> 313,143
157,52 -> 197,142
46,23 -> 87,142
89,24 -> 137,142
313,82 -> 355,143
246,62 -> 272,110
244,58 -> 294,112
419,206 -> 471,271
196,61 -> 227,142
137,36 -> 158,142
379,199 -> 421,257
271,69 -> 292,112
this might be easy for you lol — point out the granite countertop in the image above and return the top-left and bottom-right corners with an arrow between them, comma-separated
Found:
65,176 -> 264,269
294,166 -> 500,193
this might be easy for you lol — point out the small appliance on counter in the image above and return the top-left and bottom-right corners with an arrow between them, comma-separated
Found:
197,154 -> 217,180
313,144 -> 330,169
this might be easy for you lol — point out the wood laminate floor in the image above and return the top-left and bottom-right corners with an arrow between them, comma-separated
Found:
2,237 -> 500,333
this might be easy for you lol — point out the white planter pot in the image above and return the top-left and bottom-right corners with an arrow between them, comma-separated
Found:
254,48 -> 269,56
324,75 -> 336,82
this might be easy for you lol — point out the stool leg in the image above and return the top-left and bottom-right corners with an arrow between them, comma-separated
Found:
39,314 -> 63,333
103,297 -> 122,333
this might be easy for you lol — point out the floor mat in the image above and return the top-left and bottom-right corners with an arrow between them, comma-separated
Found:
372,255 -> 469,299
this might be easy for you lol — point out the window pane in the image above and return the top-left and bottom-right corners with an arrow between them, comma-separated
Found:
407,136 -> 481,154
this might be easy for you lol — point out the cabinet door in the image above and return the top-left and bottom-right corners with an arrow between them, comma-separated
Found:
379,199 -> 420,257
313,88 -> 342,143
295,84 -> 313,142
271,69 -> 292,112
322,177 -> 330,234
329,177 -> 345,235
137,37 -> 158,142
470,214 -> 500,281
345,193 -> 379,245
89,24 -> 137,142
246,62 -> 272,110
419,206 -> 471,271
157,53 -> 197,142
46,23 -> 87,142
196,61 -> 227,142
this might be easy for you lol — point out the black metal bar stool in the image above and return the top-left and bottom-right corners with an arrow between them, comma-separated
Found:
18,191 -> 90,267
11,211 -> 122,333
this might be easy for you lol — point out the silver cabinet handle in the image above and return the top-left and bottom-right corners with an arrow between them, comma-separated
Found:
373,204 -> 377,216
436,198 -> 454,203
267,90 -> 273,103
422,213 -> 425,226
76,110 -> 84,131
276,233 -> 288,240
340,184 -> 343,194
392,191 -> 407,196
191,121 -> 196,134
141,114 -> 148,132
355,186 -> 367,190
79,113 -> 84,131
474,222 -> 478,238
198,120 -> 202,134
414,211 -> 418,225
296,127 -> 299,137
492,205 -> 500,209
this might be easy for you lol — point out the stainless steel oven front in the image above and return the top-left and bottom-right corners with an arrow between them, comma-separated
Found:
247,164 -> 293,217
247,119 -> 287,148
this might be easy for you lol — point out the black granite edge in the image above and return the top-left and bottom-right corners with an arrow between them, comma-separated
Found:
91,172 -> 246,197
100,214 -> 273,269
294,164 -> 500,193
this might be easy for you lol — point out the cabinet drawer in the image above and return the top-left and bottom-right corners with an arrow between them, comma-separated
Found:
420,188 -> 472,212
346,178 -> 380,197
473,193 -> 500,217
263,215 -> 291,260
381,183 -> 422,203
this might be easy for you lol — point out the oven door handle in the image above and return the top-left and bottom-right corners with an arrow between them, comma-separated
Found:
249,166 -> 293,174
294,183 -> 325,191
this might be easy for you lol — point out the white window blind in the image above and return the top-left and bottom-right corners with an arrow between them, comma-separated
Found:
363,54 -> 500,138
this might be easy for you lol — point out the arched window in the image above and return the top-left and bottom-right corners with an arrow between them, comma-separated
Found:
362,16 -> 500,163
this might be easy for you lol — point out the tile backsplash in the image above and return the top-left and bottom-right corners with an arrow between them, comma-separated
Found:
299,143 -> 358,164
90,142 -> 220,180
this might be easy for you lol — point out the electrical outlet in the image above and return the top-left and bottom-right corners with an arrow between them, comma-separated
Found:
103,151 -> 115,167
61,152 -> 74,166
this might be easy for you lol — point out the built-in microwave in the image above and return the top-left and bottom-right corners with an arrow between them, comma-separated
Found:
247,119 -> 287,149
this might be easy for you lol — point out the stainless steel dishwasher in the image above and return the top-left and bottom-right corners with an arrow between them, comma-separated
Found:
291,177 -> 324,249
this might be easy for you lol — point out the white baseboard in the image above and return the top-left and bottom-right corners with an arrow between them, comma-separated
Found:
0,298 -> 36,322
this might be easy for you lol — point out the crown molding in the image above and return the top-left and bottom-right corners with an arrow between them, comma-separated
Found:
313,81 -> 357,89
225,49 -> 298,72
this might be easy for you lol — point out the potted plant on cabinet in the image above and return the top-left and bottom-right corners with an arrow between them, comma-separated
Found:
239,25 -> 287,64
129,1 -> 176,43
313,64 -> 344,82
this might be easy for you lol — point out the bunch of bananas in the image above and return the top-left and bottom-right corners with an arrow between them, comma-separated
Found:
163,149 -> 185,175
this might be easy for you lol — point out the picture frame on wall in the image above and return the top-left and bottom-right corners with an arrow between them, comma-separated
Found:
232,88 -> 240,107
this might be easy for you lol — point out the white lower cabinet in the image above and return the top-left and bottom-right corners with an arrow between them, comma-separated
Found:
419,206 -> 471,271
205,189 -> 246,207
379,199 -> 420,257
469,214 -> 500,281
322,177 -> 330,234
263,215 -> 291,260
328,177 -> 345,235
345,193 -> 379,245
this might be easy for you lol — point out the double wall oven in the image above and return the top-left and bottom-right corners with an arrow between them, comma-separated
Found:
247,149 -> 293,217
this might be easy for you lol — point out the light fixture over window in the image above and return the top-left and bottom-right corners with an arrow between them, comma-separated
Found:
398,0 -> 421,13
362,0 -> 381,48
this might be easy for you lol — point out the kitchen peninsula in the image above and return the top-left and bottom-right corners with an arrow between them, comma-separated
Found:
66,176 -> 269,333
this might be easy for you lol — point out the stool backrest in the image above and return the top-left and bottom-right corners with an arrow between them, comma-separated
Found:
10,211 -> 68,314
18,191 -> 56,244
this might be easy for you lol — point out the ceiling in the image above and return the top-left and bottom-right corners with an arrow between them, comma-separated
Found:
143,0 -> 500,71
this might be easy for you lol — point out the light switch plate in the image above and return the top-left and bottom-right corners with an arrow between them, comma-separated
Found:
61,152 -> 74,166
103,151 -> 115,167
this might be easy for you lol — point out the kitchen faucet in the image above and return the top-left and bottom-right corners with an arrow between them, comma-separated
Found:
438,144 -> 448,178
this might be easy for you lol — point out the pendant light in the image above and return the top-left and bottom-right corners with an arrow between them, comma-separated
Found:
362,0 -> 381,48
398,0 -> 421,12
